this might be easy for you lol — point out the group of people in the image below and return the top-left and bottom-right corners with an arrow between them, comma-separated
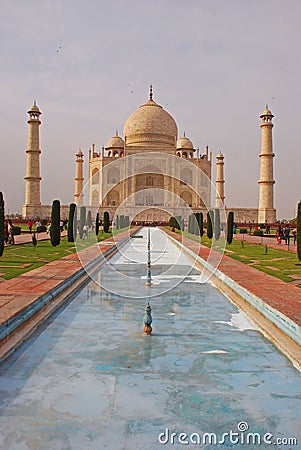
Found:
276,225 -> 297,245
4,220 -> 15,245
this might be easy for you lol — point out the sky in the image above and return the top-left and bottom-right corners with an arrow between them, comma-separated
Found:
0,0 -> 300,220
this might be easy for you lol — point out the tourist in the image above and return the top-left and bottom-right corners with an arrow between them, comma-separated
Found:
276,225 -> 283,245
27,220 -> 33,233
60,220 -> 64,232
47,223 -> 51,234
292,228 -> 297,245
4,220 -> 9,244
7,220 -> 15,245
284,226 -> 290,245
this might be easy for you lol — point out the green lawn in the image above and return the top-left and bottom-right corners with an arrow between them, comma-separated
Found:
166,227 -> 301,287
0,230 -> 114,281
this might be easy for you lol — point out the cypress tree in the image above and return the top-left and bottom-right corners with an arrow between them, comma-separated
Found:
297,201 -> 301,262
87,210 -> 92,228
79,206 -> 86,239
188,214 -> 193,234
67,203 -> 77,242
194,213 -> 200,236
103,211 -> 110,233
227,211 -> 234,245
199,212 -> 204,237
0,192 -> 5,257
207,210 -> 214,239
214,209 -> 221,241
95,212 -> 99,236
50,199 -> 61,247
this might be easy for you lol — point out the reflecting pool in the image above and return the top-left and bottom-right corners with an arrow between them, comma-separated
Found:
0,228 -> 300,449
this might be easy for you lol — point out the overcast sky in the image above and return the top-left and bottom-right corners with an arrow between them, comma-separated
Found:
1,0 -> 300,219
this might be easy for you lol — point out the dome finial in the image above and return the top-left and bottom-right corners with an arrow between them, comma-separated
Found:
183,131 -> 186,137
116,130 -> 118,136
266,104 -> 268,109
149,84 -> 153,100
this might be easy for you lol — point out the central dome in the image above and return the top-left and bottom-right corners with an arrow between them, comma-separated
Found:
124,89 -> 178,147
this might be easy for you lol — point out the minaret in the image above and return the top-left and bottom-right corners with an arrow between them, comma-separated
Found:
258,105 -> 276,224
22,101 -> 42,218
74,149 -> 84,206
215,152 -> 225,208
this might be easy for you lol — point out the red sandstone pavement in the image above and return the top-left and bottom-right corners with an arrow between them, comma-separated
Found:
234,233 -> 297,252
11,231 -> 67,245
164,229 -> 301,329
0,229 -> 133,327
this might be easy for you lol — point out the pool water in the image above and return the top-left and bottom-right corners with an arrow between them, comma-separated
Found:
0,228 -> 300,449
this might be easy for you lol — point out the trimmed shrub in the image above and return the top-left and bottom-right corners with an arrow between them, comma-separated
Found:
87,210 -> 92,228
254,229 -> 264,236
36,226 -> 46,233
0,192 -> 4,257
240,228 -> 248,234
226,211 -> 234,245
103,211 -> 110,233
199,212 -> 204,237
95,212 -> 99,236
214,209 -> 220,240
207,210 -> 214,239
79,206 -> 86,239
13,226 -> 22,235
68,203 -> 77,242
50,199 -> 61,247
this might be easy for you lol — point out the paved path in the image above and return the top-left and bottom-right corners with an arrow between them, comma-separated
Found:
234,233 -> 297,252
10,231 -> 67,245
164,229 -> 301,329
0,229 -> 135,356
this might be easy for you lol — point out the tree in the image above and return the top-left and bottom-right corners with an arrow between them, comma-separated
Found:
103,211 -> 110,233
50,199 -> 61,247
188,214 -> 193,234
199,212 -> 204,238
297,201 -> 301,262
87,210 -> 92,228
194,213 -> 200,236
79,206 -> 86,239
0,192 -> 4,257
214,209 -> 221,241
207,210 -> 214,239
67,203 -> 77,242
227,211 -> 234,245
95,212 -> 100,236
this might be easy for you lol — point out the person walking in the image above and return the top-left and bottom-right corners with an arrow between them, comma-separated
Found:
4,220 -> 9,244
7,220 -> 15,245
27,220 -> 33,233
284,226 -> 290,246
276,225 -> 282,245
292,228 -> 297,245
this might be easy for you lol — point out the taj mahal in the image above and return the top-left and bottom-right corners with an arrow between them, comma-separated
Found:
22,86 -> 276,224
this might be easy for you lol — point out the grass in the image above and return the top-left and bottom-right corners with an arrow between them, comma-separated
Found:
0,230 -> 115,281
166,227 -> 301,287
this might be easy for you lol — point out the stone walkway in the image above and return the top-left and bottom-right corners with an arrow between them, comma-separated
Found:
164,229 -> 301,329
234,233 -> 297,252
0,229 -> 134,359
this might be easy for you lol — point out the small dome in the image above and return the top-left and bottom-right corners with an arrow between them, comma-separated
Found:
177,135 -> 194,150
123,88 -> 178,147
28,101 -> 40,113
106,132 -> 124,149
260,105 -> 274,117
